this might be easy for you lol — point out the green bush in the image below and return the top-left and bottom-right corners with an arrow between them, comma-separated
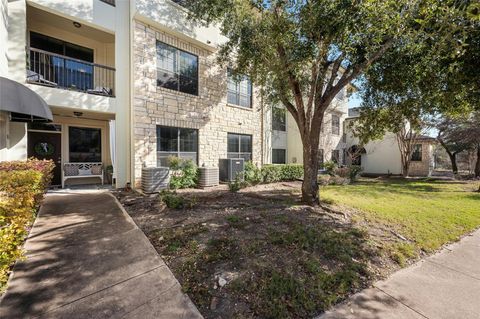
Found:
160,190 -> 195,209
348,165 -> 362,182
167,157 -> 199,189
244,161 -> 262,185
279,164 -> 303,181
228,173 -> 248,192
0,159 -> 54,292
261,164 -> 303,183
323,161 -> 337,176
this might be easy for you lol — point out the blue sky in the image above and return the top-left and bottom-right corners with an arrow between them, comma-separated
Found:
348,92 -> 362,109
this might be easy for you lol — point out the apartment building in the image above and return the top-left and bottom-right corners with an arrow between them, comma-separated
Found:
1,0 -> 359,188
0,0 -> 264,188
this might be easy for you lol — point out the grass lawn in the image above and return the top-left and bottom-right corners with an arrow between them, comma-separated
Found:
322,178 -> 480,262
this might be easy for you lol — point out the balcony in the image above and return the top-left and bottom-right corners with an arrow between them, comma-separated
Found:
27,48 -> 115,97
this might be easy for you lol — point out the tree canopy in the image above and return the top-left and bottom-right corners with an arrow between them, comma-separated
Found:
182,0 -> 477,203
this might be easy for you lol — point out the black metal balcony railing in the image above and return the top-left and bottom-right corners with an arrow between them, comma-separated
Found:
27,47 -> 115,97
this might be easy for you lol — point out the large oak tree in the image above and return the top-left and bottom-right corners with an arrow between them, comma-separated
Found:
182,0 -> 468,204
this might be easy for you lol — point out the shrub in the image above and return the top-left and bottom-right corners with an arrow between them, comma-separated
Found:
323,161 -> 337,176
279,164 -> 303,181
167,157 -> 199,190
318,174 -> 331,186
335,167 -> 349,178
244,161 -> 262,185
261,164 -> 303,183
159,190 -> 195,209
228,173 -> 248,192
0,159 -> 53,292
348,165 -> 362,182
261,165 -> 282,183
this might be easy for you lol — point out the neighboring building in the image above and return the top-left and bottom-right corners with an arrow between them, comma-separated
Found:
264,86 -> 350,167
345,108 -> 436,176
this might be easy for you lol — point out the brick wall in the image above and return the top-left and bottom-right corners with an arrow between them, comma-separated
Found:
132,21 -> 262,186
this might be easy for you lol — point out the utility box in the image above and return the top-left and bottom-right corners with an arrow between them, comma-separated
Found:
219,158 -> 245,182
198,167 -> 219,188
142,167 -> 170,193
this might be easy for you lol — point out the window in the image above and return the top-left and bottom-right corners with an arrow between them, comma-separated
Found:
272,107 -> 286,131
157,126 -> 198,166
342,148 -> 347,165
318,149 -> 324,168
156,41 -> 198,95
331,150 -> 340,164
411,144 -> 422,161
332,114 -> 340,135
69,127 -> 101,162
227,69 -> 252,108
272,149 -> 286,164
227,133 -> 252,161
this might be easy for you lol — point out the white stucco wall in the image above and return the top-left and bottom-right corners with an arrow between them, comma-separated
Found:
28,0 -> 116,32
0,0 -> 8,77
133,0 -> 226,51
286,97 -> 349,165
345,118 -> 403,175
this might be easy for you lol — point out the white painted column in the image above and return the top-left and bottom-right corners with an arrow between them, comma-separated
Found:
113,0 -> 131,187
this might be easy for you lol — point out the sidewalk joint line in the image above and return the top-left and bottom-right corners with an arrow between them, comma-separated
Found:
425,259 -> 480,281
374,287 -> 430,319
34,264 -> 166,318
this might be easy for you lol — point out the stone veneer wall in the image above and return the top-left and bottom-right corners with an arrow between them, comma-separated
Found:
132,21 -> 263,186
409,142 -> 432,176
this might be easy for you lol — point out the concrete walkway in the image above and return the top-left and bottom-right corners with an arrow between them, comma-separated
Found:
0,190 -> 202,319
319,229 -> 480,319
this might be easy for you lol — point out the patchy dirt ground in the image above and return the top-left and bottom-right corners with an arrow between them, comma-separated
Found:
113,182 -> 402,319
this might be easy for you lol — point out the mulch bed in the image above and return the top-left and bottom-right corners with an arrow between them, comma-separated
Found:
113,182 -> 400,319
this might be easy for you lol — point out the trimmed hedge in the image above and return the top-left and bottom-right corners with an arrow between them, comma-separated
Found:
0,159 -> 54,292
244,163 -> 303,184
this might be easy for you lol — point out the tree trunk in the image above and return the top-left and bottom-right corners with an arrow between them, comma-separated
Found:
447,152 -> 458,175
301,135 -> 320,205
475,147 -> 480,178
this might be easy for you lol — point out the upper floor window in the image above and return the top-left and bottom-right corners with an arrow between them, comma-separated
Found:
272,107 -> 286,131
156,41 -> 198,96
227,69 -> 252,108
411,144 -> 422,161
332,114 -> 340,135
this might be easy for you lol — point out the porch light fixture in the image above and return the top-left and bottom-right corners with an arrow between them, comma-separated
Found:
73,111 -> 83,117
73,22 -> 82,28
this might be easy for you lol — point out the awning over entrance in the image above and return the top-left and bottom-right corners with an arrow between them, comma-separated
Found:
0,76 -> 52,122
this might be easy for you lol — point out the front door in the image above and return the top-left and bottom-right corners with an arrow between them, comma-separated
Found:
28,131 -> 62,186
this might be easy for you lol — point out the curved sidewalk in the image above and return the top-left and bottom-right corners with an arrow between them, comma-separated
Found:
0,190 -> 202,319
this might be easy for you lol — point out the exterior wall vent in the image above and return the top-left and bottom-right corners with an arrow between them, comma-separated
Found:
198,167 -> 219,188
142,167 -> 170,193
